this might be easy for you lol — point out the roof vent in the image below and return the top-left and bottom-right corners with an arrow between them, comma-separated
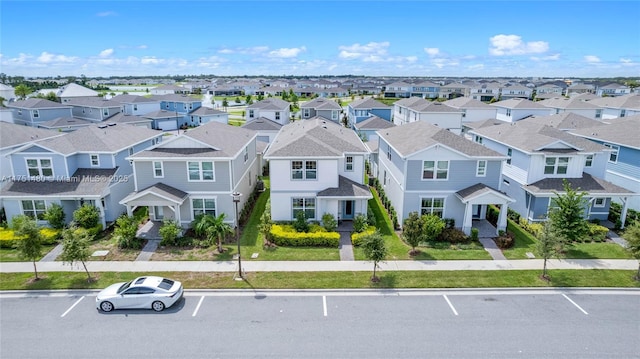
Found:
108,123 -> 116,126
97,125 -> 108,129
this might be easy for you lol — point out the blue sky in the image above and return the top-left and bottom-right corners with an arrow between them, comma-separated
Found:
1,0 -> 638,78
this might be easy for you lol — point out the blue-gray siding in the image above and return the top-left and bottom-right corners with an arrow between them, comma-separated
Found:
135,160 -> 231,192
405,160 -> 502,191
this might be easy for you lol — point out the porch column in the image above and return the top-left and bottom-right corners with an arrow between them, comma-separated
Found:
497,203 -> 509,235
174,204 -> 181,226
126,205 -> 133,217
462,202 -> 472,235
95,199 -> 107,230
620,197 -> 629,229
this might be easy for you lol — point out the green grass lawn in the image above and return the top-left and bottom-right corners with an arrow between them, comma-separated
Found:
1,269 -> 638,291
0,244 -> 57,262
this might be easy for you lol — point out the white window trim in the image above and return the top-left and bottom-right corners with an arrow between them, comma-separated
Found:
419,196 -> 445,217
243,147 -> 249,163
21,199 -> 47,220
190,197 -> 217,220
585,155 -> 593,167
32,110 -> 39,118
25,157 -> 54,178
291,197 -> 316,220
90,154 -> 100,167
476,160 -> 487,177
153,161 -> 164,178
187,161 -> 215,182
604,144 -> 619,163
422,160 -> 449,181
345,156 -> 354,172
594,198 -> 606,208
544,156 -> 570,175
291,160 -> 317,181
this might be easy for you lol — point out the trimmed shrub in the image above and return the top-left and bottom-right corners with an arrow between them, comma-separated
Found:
470,228 -> 479,242
353,214 -> 368,233
73,205 -> 100,229
366,206 -> 376,226
159,220 -> 183,246
351,226 -> 376,247
270,224 -> 340,247
43,203 -> 66,229
437,228 -> 468,244
321,213 -> 337,232
443,218 -> 455,229
0,227 -> 61,248
495,232 -> 515,249
518,218 -> 543,237
113,215 -> 142,249
486,206 -> 499,226
293,211 -> 309,233
587,222 -> 609,242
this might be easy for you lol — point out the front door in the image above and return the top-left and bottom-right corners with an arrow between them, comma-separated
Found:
154,206 -> 164,220
472,205 -> 481,219
342,200 -> 354,220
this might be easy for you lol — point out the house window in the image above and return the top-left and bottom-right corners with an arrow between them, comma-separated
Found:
332,111 -> 339,120
462,109 -> 467,118
595,109 -> 602,119
192,198 -> 216,218
420,197 -> 444,218
165,103 -> 170,109
506,109 -> 511,117
128,147 -> 134,156
90,154 -> 100,167
303,109 -> 310,117
476,160 -> 487,177
422,160 -> 449,180
244,146 -> 249,163
290,160 -> 317,180
292,197 -> 316,219
386,145 -> 391,160
620,109 -> 626,117
18,109 -> 22,115
275,112 -> 280,120
22,200 -> 46,220
506,148 -> 512,165
345,156 -> 354,171
133,104 -> 138,111
26,158 -> 53,177
585,155 -> 593,167
153,161 -> 163,178
474,135 -> 482,144
503,179 -> 510,186
32,110 -> 39,118
544,157 -> 569,174
249,110 -> 254,118
188,161 -> 215,181
594,198 -> 606,208
103,108 -> 109,116
604,144 -> 619,163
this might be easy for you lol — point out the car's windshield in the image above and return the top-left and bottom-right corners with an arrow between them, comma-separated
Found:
117,281 -> 133,294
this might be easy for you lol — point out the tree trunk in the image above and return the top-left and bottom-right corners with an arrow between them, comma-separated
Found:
636,263 -> 640,281
217,236 -> 223,253
32,260 -> 39,280
82,261 -> 91,281
542,258 -> 548,277
372,261 -> 377,281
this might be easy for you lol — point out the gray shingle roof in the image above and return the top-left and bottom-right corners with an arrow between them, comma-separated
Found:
491,98 -> 548,109
317,176 -> 372,198
184,121 -> 255,157
131,148 -> 220,158
524,173 -> 634,195
110,94 -> 160,104
395,98 -> 460,113
7,98 -> 71,109
524,113 -> 605,130
58,83 -> 99,98
586,94 -> 640,110
569,117 -> 640,149
0,122 -> 62,150
265,117 -> 367,158
300,98 -> 342,110
38,117 -> 93,129
246,98 -> 290,111
151,94 -> 201,102
104,113 -> 153,125
354,116 -> 395,130
121,183 -> 188,204
143,110 -> 181,119
348,97 -> 390,109
455,183 -> 511,202
378,121 -> 504,158
189,107 -> 227,116
538,97 -> 600,109
65,98 -> 122,107
0,168 -> 116,197
471,121 -> 607,153
242,117 -> 283,131
443,97 -> 493,109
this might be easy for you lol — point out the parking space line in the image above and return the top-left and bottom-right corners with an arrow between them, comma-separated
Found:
442,295 -> 458,316
192,296 -> 205,317
61,296 -> 84,318
561,294 -> 589,315
322,295 -> 327,317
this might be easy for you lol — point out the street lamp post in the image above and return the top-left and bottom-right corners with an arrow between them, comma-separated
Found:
231,191 -> 243,279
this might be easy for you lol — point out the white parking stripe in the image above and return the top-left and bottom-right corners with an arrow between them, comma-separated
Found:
562,294 -> 589,315
61,296 -> 84,317
192,296 -> 205,317
443,295 -> 458,316
322,295 -> 327,317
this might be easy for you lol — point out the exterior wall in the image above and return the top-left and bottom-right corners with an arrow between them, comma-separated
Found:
270,191 -> 319,221
134,160 -> 231,192
230,140 -> 257,190
104,175 -> 135,222
416,112 -> 463,132
405,159 -> 502,192
377,139 -> 405,187
161,101 -> 202,114
527,154 -> 586,183
124,102 -> 160,116
269,159 -> 338,192
72,106 -> 121,121
606,171 -> 640,210
10,148 -> 67,178
315,109 -> 339,122
249,108 -> 291,125
370,108 -> 392,121
338,154 -> 365,184
12,108 -> 73,126
301,108 -> 317,119
377,161 -> 405,220
401,191 -> 465,227
461,108 -> 498,123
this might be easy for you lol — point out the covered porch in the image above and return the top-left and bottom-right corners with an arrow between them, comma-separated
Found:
120,183 -> 188,225
456,183 -> 515,236
317,176 -> 373,222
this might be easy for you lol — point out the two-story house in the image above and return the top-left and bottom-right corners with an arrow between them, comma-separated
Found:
264,117 -> 371,222
58,83 -> 99,103
353,116 -> 395,179
0,124 -> 163,228
411,81 -> 440,99
376,120 -> 513,235
300,98 -> 342,122
245,98 -> 291,125
120,121 -> 259,228
347,97 -> 392,128
570,116 -> 640,215
500,84 -> 533,100
469,82 -> 501,102
586,94 -> 640,120
111,94 -> 161,116
66,98 -> 122,122
534,83 -> 565,100
438,82 -> 471,100
470,120 -> 635,224
7,98 -> 73,127
491,98 -> 553,122
384,81 -> 412,98
538,97 -> 604,120
187,107 -> 229,126
596,83 -> 632,97
392,98 -> 464,134
443,97 -> 498,123
241,118 -> 283,144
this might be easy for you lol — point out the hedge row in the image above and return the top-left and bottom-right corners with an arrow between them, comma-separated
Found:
270,224 -> 340,247
0,228 -> 61,248
351,226 -> 376,247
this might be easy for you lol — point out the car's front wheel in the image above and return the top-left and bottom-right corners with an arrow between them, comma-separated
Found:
100,301 -> 114,312
152,301 -> 165,312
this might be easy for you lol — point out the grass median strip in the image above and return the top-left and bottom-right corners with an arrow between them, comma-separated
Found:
1,270 -> 638,290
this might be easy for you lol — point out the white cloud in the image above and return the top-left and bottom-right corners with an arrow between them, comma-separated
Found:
531,53 -> 560,61
99,49 -> 114,58
37,52 -> 77,63
584,55 -> 601,63
97,11 -> 117,17
338,42 -> 389,59
218,46 -> 269,55
489,34 -> 549,56
137,45 -> 148,49
268,46 -> 306,58
140,56 -> 161,65
467,64 -> 484,70
424,48 -> 440,56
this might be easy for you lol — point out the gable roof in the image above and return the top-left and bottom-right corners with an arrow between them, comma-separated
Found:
394,97 -> 460,113
7,98 -> 72,110
317,176 -> 372,198
0,122 -> 62,150
104,113 -> 154,125
586,94 -> 640,110
524,173 -> 634,196
491,98 -> 548,109
183,121 -> 256,156
378,121 -> 504,158
58,83 -> 99,98
65,97 -> 122,108
265,116 -> 367,158
349,97 -> 391,109
246,98 -> 290,111
524,112 -> 605,130
110,94 -> 160,104
151,94 -> 201,102
300,97 -> 342,110
471,121 -> 606,154
569,117 -> 640,150
443,97 -> 494,109
189,107 -> 227,116
0,168 -> 116,198
37,117 -> 94,130
242,117 -> 283,131
538,97 -> 600,110
354,116 -> 395,130
142,110 -> 182,119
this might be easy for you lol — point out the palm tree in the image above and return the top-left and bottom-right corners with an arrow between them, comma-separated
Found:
192,213 -> 232,253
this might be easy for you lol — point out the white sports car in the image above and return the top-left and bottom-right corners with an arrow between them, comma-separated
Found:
96,276 -> 184,312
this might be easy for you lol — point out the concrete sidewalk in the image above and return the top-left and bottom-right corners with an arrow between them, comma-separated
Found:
1,259 -> 637,273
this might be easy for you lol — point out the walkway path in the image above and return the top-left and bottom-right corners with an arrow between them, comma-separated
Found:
479,237 -> 507,260
337,222 -> 354,261
39,244 -> 63,262
136,240 -> 160,261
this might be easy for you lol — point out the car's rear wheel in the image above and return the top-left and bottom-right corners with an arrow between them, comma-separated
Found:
100,301 -> 114,312
152,301 -> 165,312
